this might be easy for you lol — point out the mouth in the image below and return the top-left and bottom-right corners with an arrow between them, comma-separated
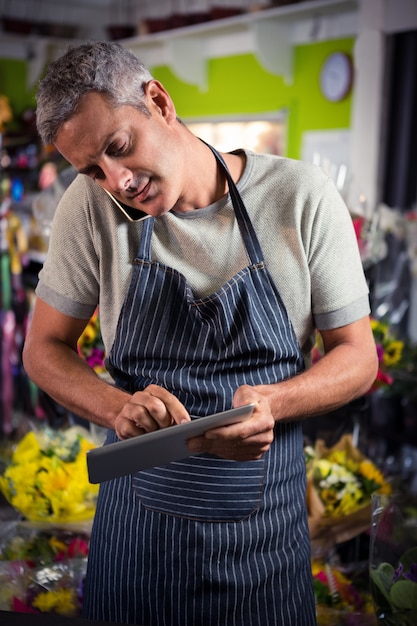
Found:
127,178 -> 152,204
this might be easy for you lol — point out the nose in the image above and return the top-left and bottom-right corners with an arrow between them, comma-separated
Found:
102,161 -> 133,193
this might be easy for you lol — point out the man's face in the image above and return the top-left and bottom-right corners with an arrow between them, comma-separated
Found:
55,87 -> 184,218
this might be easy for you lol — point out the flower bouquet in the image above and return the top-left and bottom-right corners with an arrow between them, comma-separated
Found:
312,558 -> 376,625
0,521 -> 90,616
0,426 -> 99,523
306,435 -> 391,546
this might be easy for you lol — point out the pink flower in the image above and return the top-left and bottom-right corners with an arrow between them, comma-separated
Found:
68,538 -> 89,559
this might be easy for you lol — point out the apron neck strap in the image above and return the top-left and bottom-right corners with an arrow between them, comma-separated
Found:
138,142 -> 265,265
202,141 -> 263,265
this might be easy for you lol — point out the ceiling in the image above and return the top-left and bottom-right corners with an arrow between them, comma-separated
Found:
0,0 -> 272,42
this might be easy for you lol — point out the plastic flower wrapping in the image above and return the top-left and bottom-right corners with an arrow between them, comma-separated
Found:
369,495 -> 417,626
0,425 -> 99,523
305,435 -> 391,546
312,559 -> 376,625
0,521 -> 90,616
370,547 -> 417,625
77,308 -> 106,374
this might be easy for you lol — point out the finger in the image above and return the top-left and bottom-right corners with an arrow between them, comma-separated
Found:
204,408 -> 273,441
114,385 -> 190,440
188,429 -> 273,460
114,415 -> 146,440
116,398 -> 167,432
187,436 -> 270,461
118,386 -> 190,431
141,384 -> 191,425
233,384 -> 262,410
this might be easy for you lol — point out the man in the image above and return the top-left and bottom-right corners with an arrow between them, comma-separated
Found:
23,42 -> 378,626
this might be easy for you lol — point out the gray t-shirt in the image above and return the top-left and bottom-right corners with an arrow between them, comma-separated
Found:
36,150 -> 369,366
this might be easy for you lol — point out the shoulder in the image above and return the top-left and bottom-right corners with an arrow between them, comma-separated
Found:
58,174 -> 114,212
53,174 -> 123,237
237,150 -> 334,221
238,149 -> 329,187
236,150 -> 339,231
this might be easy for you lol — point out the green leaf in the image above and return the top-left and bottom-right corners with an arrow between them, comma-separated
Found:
370,566 -> 394,608
390,580 -> 417,611
400,547 -> 417,573
313,579 -> 332,606
379,562 -> 396,578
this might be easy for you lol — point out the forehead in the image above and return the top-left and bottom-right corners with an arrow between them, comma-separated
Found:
55,95 -> 133,165
58,93 -> 118,141
61,92 -> 148,140
73,91 -> 117,120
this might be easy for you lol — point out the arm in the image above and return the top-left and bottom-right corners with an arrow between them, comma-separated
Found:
22,298 -> 190,437
259,315 -> 378,421
187,315 -> 378,460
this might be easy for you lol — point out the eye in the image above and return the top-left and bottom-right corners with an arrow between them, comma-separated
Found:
107,142 -> 128,157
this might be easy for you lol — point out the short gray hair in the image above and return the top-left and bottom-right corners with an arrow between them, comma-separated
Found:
36,41 -> 154,145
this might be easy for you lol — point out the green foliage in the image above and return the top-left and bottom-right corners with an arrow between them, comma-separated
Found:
370,548 -> 417,625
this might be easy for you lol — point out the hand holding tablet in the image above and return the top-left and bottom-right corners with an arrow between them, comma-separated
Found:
87,403 -> 255,483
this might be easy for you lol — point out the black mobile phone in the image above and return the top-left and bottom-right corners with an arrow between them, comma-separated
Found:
103,188 -> 151,222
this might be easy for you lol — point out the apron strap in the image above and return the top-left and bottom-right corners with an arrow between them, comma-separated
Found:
203,141 -> 264,266
137,142 -> 265,265
137,214 -> 155,259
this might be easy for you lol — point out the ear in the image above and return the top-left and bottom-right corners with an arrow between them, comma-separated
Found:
144,80 -> 177,123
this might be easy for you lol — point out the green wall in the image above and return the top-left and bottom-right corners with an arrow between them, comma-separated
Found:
1,36 -> 354,159
0,59 -> 36,129
152,37 -> 355,159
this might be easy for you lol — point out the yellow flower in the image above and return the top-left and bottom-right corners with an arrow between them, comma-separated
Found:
49,536 -> 68,554
359,460 -> 392,495
79,438 -> 96,454
382,340 -> 403,367
0,427 -> 99,522
327,450 -> 359,475
77,310 -> 106,372
337,483 -> 363,515
320,488 -> 338,509
307,436 -> 391,519
369,317 -> 405,390
32,588 -> 78,616
11,490 -> 50,519
37,463 -> 70,496
370,318 -> 388,338
13,431 -> 41,464
78,320 -> 98,346
359,460 -> 382,484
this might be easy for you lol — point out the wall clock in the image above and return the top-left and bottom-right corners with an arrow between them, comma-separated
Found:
319,52 -> 353,102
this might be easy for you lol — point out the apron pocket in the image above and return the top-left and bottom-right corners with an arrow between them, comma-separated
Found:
132,454 -> 265,522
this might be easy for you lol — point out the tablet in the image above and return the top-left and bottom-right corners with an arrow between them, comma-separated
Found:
87,403 -> 255,484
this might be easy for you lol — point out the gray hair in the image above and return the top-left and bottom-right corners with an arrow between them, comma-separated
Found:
36,41 -> 154,145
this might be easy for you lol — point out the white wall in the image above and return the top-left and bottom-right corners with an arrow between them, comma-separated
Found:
348,0 -> 417,216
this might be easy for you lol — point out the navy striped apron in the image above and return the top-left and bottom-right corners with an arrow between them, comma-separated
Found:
83,147 -> 316,625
